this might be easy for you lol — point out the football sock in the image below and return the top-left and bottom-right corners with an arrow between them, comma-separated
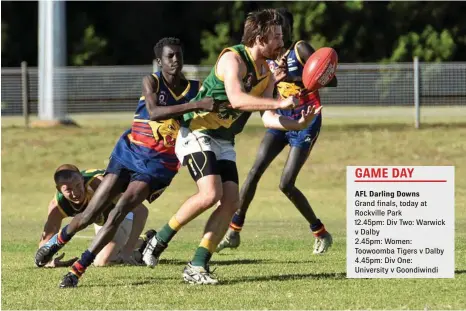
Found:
57,225 -> 75,245
310,219 -> 328,238
191,238 -> 215,268
156,215 -> 182,244
70,250 -> 96,278
230,213 -> 244,232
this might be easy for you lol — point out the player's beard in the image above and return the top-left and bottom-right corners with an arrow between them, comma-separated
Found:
267,46 -> 283,60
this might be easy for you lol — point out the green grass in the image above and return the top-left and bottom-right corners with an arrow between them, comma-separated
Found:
2,107 -> 466,310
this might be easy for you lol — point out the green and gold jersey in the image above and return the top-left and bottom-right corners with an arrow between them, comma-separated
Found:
55,169 -> 108,225
182,44 -> 271,143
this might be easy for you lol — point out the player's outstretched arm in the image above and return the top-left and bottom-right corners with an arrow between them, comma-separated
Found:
261,105 -> 322,131
220,52 -> 297,112
142,75 -> 216,121
37,200 -> 78,268
39,199 -> 65,248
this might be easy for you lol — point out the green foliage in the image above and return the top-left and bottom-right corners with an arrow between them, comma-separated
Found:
345,0 -> 363,11
1,2 -> 465,65
390,26 -> 456,62
200,23 -> 233,65
199,1 -> 244,65
71,25 -> 107,66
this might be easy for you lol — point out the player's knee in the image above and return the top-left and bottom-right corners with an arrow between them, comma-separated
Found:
279,180 -> 294,194
138,205 -> 149,219
114,192 -> 142,218
201,190 -> 223,209
92,258 -> 109,267
110,204 -> 132,225
198,186 -> 223,209
195,175 -> 223,209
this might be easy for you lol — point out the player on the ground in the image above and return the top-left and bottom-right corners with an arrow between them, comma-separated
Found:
142,9 -> 322,285
34,37 -> 217,288
37,164 -> 149,268
216,8 -> 337,254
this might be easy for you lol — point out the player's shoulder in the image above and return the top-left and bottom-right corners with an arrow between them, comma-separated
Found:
217,48 -> 245,75
188,79 -> 201,90
294,40 -> 315,55
81,169 -> 105,186
81,169 -> 105,178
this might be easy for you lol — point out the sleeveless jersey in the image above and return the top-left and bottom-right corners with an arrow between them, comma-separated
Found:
111,72 -> 200,182
267,41 -> 322,122
182,44 -> 272,143
55,169 -> 108,225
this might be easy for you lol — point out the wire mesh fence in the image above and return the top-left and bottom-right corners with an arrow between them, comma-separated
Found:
2,62 -> 466,116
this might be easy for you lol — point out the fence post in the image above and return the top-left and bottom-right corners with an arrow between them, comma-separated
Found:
413,57 -> 420,129
21,61 -> 30,128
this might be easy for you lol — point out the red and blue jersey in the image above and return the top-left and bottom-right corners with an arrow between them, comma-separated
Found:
267,40 -> 322,127
110,72 -> 200,183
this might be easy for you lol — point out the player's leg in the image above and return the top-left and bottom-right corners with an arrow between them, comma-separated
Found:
183,159 -> 239,284
217,130 -> 287,252
93,215 -> 133,266
280,129 -> 332,254
59,179 -> 153,288
142,128 -> 224,267
34,169 -> 126,267
143,151 -> 223,267
115,204 -> 149,264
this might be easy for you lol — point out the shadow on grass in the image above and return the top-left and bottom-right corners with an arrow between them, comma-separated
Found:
159,258 -> 314,266
211,258 -> 317,265
211,258 -> 273,265
221,271 -> 346,285
80,276 -> 177,288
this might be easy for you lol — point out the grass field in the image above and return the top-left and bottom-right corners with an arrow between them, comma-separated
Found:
2,107 -> 466,310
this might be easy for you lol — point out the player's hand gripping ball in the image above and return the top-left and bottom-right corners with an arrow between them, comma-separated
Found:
302,47 -> 338,92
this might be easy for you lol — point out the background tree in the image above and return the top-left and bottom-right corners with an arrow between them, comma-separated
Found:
1,1 -> 464,66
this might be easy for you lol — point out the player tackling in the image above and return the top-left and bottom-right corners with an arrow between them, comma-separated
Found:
142,8 -> 322,285
35,37 -> 216,288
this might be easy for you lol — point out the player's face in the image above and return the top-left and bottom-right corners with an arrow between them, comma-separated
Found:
58,174 -> 85,204
260,25 -> 284,60
159,45 -> 184,76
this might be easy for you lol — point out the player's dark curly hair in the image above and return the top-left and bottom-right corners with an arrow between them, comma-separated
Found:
153,37 -> 183,59
276,7 -> 294,30
54,164 -> 81,185
241,9 -> 284,47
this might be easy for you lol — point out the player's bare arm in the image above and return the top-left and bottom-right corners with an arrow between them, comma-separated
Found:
261,105 -> 322,131
39,199 -> 66,247
142,75 -> 215,121
219,51 -> 296,111
38,200 -> 78,268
